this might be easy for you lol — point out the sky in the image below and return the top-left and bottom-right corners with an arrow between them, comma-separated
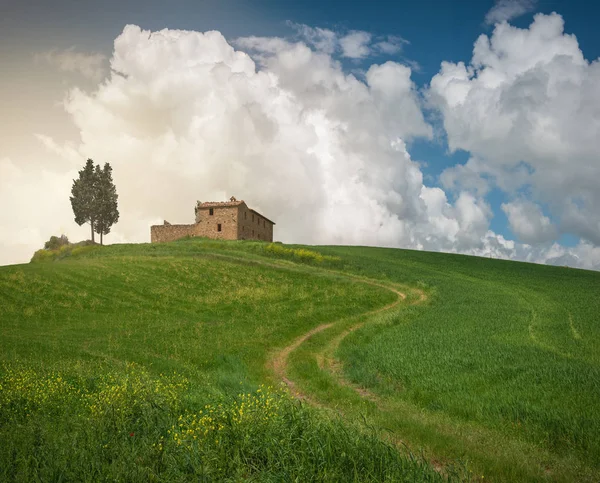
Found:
1,0 -> 599,269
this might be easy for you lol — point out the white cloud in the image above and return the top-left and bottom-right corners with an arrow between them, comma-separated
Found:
286,22 -> 338,55
501,200 -> 557,244
429,13 -> 600,246
440,157 -> 490,196
64,25 -> 440,250
234,35 -> 292,56
278,24 -> 408,60
1,22 -> 599,272
339,31 -> 372,59
35,48 -> 107,81
373,35 -> 408,55
485,0 -> 537,25
519,241 -> 600,271
24,24 -> 492,262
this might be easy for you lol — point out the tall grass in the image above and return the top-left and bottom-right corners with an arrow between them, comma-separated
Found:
262,243 -> 342,264
312,245 -> 600,481
1,238 -> 599,481
0,364 -> 442,482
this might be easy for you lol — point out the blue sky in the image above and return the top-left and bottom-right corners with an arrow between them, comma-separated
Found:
4,1 -> 598,65
0,0 -> 599,267
5,1 -> 599,57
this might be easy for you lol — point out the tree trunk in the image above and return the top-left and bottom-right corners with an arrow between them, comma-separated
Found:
90,220 -> 95,243
100,231 -> 103,246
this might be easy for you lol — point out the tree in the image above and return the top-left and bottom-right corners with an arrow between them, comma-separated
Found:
70,159 -> 98,243
94,163 -> 119,245
70,159 -> 119,245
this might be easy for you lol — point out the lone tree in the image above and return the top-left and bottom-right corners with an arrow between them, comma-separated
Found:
70,159 -> 119,245
94,163 -> 119,245
70,159 -> 98,243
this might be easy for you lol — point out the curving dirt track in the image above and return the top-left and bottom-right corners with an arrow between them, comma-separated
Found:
269,275 -> 426,404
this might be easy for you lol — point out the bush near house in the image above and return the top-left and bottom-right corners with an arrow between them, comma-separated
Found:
31,238 -> 99,263
43,235 -> 70,250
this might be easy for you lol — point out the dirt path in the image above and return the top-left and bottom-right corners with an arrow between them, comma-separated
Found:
319,285 -> 427,400
204,251 -> 427,404
267,277 -> 445,472
270,322 -> 334,403
205,252 -> 442,472
269,275 -> 426,404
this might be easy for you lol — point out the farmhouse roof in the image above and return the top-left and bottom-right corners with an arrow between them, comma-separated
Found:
197,199 -> 276,225
248,209 -> 276,226
197,200 -> 245,208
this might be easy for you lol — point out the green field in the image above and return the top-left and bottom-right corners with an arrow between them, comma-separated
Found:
1,240 -> 599,481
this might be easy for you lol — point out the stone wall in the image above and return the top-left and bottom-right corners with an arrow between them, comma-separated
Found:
150,224 -> 195,243
238,205 -> 274,242
194,206 -> 239,240
150,202 -> 274,243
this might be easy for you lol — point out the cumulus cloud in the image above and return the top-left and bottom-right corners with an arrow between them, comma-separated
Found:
35,48 -> 107,81
286,22 -> 337,55
339,31 -> 372,58
501,200 -> 557,244
485,0 -> 537,25
440,157 -> 490,196
429,13 -> 600,246
2,22 -> 599,271
286,23 -> 408,59
520,241 -> 600,271
23,24 -> 503,261
373,35 -> 409,55
61,24 -> 440,250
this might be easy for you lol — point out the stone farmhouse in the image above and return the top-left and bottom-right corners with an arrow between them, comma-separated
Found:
150,197 -> 275,243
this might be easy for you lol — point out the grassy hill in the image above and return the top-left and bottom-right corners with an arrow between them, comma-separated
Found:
1,239 -> 599,482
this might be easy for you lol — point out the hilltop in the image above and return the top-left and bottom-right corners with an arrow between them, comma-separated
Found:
1,239 -> 599,482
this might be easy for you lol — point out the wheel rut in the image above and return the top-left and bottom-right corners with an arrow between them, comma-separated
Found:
195,252 -> 440,473
203,251 -> 427,405
269,275 -> 426,404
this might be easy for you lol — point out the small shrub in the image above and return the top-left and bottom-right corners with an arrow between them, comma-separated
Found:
30,240 -> 99,263
30,249 -> 55,263
44,235 -> 69,250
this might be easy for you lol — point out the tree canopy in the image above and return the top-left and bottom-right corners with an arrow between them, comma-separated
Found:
70,159 -> 119,245
94,163 -> 119,245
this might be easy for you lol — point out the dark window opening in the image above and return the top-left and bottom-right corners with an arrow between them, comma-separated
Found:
209,208 -> 214,215
252,230 -> 254,236
245,211 -> 247,219
217,224 -> 222,232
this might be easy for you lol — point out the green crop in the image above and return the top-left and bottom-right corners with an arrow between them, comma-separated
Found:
0,238 -> 598,481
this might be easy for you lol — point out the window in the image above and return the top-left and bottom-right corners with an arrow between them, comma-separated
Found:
252,230 -> 254,236
245,211 -> 247,219
217,224 -> 222,232
209,208 -> 214,216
